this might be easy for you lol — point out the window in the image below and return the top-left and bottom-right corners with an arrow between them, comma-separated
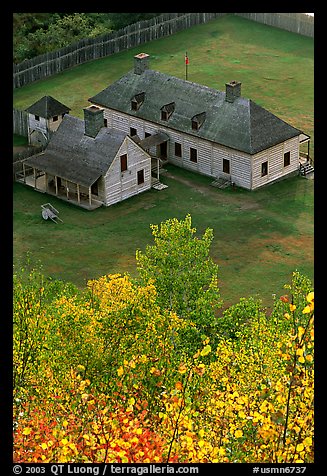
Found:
161,102 -> 175,121
137,169 -> 145,185
53,115 -> 58,122
191,112 -> 206,131
284,151 -> 291,167
175,142 -> 182,157
261,161 -> 268,177
131,92 -> 145,111
104,118 -> 108,127
120,154 -> 128,172
130,127 -> 137,137
190,147 -> 197,163
223,158 -> 230,174
35,115 -> 40,121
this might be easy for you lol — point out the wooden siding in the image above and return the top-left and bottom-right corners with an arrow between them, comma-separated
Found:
101,107 -> 253,188
251,136 -> 299,189
103,136 -> 151,206
101,107 -> 300,190
28,113 -> 47,134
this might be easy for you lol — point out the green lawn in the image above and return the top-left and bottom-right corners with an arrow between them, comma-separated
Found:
13,14 -> 314,310
13,165 -> 314,310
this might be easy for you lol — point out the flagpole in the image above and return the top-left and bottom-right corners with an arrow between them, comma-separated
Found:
185,51 -> 188,80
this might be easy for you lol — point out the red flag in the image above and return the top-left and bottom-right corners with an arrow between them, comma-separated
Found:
185,54 -> 189,65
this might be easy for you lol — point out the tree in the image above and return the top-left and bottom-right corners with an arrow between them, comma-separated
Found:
136,215 -> 221,349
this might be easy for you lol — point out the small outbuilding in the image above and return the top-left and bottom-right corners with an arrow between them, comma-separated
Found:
26,95 -> 71,146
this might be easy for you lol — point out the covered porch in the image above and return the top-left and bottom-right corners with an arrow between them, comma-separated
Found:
16,160 -> 103,210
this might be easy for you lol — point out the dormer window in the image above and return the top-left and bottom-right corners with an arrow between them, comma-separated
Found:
191,112 -> 206,131
131,92 -> 145,111
161,102 -> 175,121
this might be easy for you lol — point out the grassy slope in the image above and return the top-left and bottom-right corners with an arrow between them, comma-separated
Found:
13,14 -> 314,310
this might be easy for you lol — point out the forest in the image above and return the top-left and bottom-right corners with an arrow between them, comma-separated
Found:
13,215 -> 314,463
13,13 -> 160,63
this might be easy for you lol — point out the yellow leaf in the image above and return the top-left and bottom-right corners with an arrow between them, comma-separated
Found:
302,305 -> 311,314
303,436 -> 312,447
306,291 -> 314,303
61,438 -> 69,446
289,304 -> 296,312
200,344 -> 211,356
296,443 -> 304,452
62,420 -> 68,427
117,366 -> 124,377
298,326 -> 305,339
178,363 -> 187,374
235,429 -> 243,438
23,427 -> 32,436
40,442 -> 47,450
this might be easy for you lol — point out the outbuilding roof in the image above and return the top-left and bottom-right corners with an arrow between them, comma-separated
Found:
89,69 -> 302,155
24,115 -> 127,187
26,95 -> 71,119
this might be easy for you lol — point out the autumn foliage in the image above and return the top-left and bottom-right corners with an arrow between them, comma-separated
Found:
13,215 -> 314,463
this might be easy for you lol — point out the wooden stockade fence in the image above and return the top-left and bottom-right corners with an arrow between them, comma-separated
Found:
235,13 -> 314,38
13,108 -> 28,137
13,13 -> 225,89
13,144 -> 45,180
13,13 -> 313,90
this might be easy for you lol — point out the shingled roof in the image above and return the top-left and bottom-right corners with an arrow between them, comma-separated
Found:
26,95 -> 71,119
89,69 -> 302,155
25,115 -> 127,187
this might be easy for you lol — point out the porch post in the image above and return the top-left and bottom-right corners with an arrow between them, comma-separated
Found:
89,186 -> 92,207
77,183 -> 80,204
34,168 -> 36,188
55,176 -> 58,196
22,162 -> 26,183
66,180 -> 69,200
308,142 -> 310,163
157,158 -> 160,180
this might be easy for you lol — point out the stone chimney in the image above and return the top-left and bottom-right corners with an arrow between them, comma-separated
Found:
84,105 -> 104,138
134,53 -> 150,75
225,80 -> 242,103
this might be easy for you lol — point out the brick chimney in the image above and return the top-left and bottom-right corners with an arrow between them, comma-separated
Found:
225,80 -> 242,103
84,105 -> 104,138
134,53 -> 150,75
